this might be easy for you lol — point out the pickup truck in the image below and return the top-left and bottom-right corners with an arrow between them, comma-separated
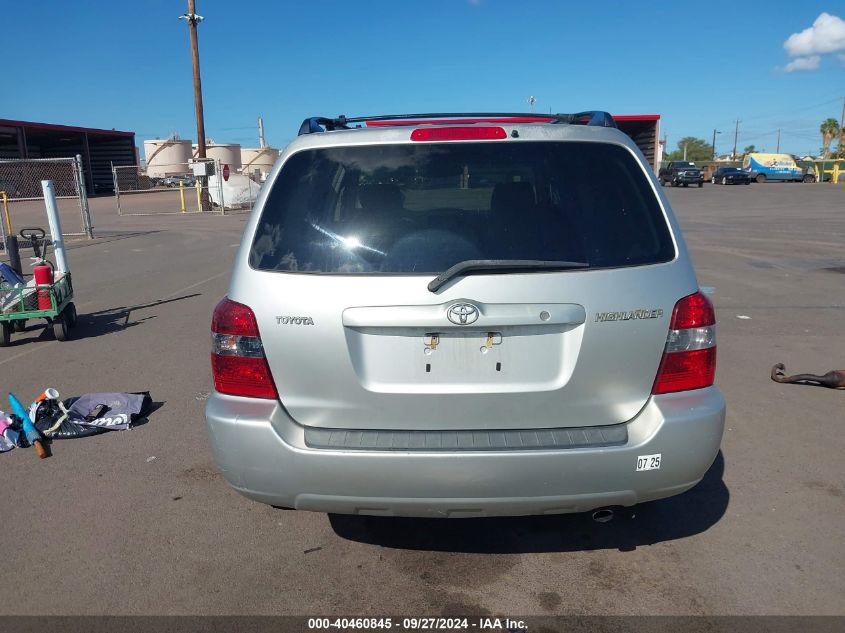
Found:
659,161 -> 704,187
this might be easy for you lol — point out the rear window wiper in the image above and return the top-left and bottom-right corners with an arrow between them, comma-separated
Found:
427,259 -> 590,292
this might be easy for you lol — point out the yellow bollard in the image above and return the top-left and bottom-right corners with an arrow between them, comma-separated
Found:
179,180 -> 186,213
195,178 -> 202,211
833,162 -> 841,185
1,191 -> 11,236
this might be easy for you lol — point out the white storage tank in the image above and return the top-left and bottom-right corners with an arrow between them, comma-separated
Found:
240,147 -> 279,180
193,143 -> 242,170
143,139 -> 192,177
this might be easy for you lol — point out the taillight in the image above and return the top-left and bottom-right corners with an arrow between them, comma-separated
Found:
410,126 -> 507,142
211,297 -> 278,399
652,291 -> 716,395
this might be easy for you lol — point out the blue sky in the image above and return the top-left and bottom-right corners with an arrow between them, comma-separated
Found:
3,1 -> 844,156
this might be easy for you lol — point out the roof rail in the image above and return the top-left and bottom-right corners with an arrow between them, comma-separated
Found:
297,116 -> 350,135
297,111 -> 616,135
557,111 -> 617,128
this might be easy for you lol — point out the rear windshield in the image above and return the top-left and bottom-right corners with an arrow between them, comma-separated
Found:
250,141 -> 674,274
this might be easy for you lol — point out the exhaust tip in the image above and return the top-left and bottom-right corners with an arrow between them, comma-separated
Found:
592,508 -> 614,523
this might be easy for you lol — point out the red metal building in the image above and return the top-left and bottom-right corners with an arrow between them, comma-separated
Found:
0,119 -> 137,194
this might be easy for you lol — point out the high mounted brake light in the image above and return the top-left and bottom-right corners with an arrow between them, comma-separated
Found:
410,126 -> 507,142
211,297 -> 278,399
652,291 -> 717,395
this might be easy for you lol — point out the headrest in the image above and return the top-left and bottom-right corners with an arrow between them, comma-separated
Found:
490,181 -> 535,214
358,184 -> 404,214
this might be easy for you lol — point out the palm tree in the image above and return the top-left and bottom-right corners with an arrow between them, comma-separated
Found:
820,118 -> 840,159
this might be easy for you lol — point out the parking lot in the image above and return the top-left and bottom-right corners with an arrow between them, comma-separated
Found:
1,182 -> 843,616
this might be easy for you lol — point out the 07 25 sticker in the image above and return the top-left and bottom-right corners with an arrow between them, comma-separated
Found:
636,454 -> 661,471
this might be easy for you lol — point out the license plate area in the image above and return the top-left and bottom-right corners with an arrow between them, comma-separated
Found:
423,330 -> 502,352
343,325 -> 580,393
423,331 -> 504,374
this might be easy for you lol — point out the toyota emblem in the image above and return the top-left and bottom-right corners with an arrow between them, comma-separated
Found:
447,303 -> 480,325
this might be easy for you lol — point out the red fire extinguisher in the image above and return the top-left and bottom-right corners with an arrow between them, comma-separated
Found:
33,265 -> 53,310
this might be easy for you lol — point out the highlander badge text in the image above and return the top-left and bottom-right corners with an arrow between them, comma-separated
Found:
595,308 -> 663,323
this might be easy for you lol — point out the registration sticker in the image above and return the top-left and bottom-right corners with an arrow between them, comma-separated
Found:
636,454 -> 661,471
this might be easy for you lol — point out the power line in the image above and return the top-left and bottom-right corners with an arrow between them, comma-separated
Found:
710,95 -> 844,130
781,130 -> 821,140
746,95 -> 843,122
704,97 -> 845,143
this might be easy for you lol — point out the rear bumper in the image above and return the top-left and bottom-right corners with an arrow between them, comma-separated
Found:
205,388 -> 725,518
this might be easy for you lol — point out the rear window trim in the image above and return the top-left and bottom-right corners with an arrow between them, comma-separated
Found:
247,137 -> 679,276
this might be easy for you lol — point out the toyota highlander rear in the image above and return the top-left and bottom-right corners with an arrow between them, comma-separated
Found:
205,112 -> 725,517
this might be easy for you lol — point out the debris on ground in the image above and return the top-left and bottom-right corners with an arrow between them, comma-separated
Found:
2,389 -> 155,458
0,410 -> 17,452
771,363 -> 845,389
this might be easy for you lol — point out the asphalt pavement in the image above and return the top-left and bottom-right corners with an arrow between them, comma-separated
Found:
0,183 -> 843,616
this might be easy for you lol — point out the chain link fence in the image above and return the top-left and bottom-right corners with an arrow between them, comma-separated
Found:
114,160 -> 240,216
0,156 -> 92,262
220,165 -> 262,213
112,160 -> 262,216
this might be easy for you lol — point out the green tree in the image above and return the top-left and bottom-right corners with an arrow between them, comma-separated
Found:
743,144 -> 756,155
820,118 -> 840,159
665,137 -> 713,161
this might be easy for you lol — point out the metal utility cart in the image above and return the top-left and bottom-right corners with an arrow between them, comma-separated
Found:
0,228 -> 77,346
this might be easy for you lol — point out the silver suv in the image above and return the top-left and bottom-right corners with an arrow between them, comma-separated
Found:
206,112 -> 725,518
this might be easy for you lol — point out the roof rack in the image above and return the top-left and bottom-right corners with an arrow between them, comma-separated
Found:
297,111 -> 616,135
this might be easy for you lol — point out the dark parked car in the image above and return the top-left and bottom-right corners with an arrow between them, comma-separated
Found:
659,161 -> 704,187
711,167 -> 752,185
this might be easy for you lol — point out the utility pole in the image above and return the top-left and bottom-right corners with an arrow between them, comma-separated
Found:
840,96 -> 844,130
839,97 -> 845,156
776,129 -> 780,154
711,129 -> 720,160
683,143 -> 688,160
732,119 -> 740,160
180,0 -> 210,211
